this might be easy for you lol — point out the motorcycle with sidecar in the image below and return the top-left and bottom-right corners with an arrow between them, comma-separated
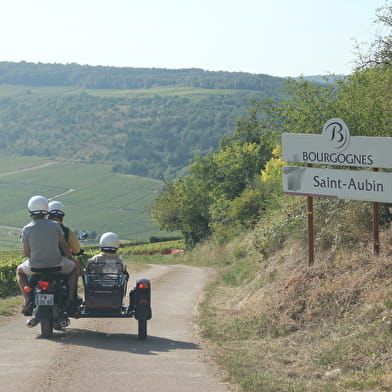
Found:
24,263 -> 152,339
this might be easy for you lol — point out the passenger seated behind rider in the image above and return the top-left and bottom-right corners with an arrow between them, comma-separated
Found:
48,200 -> 82,275
17,195 -> 79,316
84,232 -> 128,276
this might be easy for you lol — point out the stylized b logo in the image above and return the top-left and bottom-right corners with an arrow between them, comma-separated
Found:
328,122 -> 344,142
322,118 -> 350,151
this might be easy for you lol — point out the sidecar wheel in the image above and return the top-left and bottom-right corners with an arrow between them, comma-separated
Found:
40,319 -> 54,338
138,320 -> 147,340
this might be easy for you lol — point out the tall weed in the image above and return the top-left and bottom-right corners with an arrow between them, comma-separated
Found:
253,196 -> 306,258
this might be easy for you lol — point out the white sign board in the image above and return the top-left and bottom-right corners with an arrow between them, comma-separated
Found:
283,166 -> 392,203
282,119 -> 392,169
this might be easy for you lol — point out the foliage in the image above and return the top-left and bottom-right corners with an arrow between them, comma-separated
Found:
261,145 -> 285,182
0,250 -> 22,297
253,196 -> 307,258
355,3 -> 392,69
149,235 -> 183,243
313,199 -> 373,252
0,61 -> 285,92
121,240 -> 185,255
150,128 -> 276,246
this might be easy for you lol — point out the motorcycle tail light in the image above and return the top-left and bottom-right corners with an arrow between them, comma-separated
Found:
137,282 -> 149,289
38,281 -> 50,291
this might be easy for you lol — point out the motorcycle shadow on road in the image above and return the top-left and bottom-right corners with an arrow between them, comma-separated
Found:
46,328 -> 200,356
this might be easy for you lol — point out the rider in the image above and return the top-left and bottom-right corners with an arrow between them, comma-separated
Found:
48,200 -> 81,275
84,232 -> 127,275
17,195 -> 79,315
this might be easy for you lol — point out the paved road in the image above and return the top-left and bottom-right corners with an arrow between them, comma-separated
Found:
0,265 -> 231,392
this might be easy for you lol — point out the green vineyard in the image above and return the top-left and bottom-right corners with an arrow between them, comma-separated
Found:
0,250 -> 25,297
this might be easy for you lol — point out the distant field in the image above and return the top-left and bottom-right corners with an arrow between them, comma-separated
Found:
0,84 -> 79,97
0,84 -> 261,98
0,156 -> 165,249
85,86 -> 260,98
0,227 -> 21,249
0,154 -> 48,172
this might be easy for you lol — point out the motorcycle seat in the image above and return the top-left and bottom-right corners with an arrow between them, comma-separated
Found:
31,266 -> 62,274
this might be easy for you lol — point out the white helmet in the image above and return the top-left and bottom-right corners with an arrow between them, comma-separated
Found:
99,232 -> 120,250
28,195 -> 48,216
48,200 -> 65,217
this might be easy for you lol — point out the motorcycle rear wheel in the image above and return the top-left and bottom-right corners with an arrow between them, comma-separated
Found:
138,320 -> 147,340
40,319 -> 54,338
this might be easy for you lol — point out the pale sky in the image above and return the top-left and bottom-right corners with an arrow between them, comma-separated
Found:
0,0 -> 389,77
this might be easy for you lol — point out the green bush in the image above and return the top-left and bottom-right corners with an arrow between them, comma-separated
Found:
252,195 -> 377,258
0,259 -> 20,297
253,196 -> 306,258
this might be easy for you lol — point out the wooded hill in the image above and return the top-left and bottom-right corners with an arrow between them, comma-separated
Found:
0,61 -> 285,91
0,62 -> 288,179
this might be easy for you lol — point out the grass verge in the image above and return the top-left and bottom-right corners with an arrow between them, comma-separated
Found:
193,232 -> 392,392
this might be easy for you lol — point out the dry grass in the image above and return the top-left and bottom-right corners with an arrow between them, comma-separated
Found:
196,230 -> 392,392
0,295 -> 23,326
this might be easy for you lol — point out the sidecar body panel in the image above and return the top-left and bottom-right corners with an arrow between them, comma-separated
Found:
83,272 -> 128,314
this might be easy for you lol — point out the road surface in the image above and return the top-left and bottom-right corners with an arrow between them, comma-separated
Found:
0,265 -> 231,392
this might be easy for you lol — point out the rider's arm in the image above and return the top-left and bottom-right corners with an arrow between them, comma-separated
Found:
23,242 -> 30,258
59,236 -> 74,259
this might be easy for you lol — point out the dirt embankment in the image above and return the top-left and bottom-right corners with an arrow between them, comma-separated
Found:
195,231 -> 392,391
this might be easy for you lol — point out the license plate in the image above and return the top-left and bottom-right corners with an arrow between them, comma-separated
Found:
35,294 -> 54,306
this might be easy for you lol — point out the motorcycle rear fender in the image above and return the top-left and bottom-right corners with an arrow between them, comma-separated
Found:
131,278 -> 152,320
134,303 -> 152,320
35,305 -> 53,320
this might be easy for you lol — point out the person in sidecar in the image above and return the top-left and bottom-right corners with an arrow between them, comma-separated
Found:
84,232 -> 127,275
48,200 -> 82,275
16,195 -> 79,316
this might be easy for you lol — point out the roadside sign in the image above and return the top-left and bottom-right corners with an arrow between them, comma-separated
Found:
283,166 -> 392,203
282,119 -> 392,169
282,118 -> 392,263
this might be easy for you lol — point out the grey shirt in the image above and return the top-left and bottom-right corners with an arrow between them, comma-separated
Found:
21,219 -> 64,267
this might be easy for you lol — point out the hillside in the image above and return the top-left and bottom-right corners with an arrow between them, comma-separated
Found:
186,230 -> 392,392
0,62 -> 287,179
0,85 -> 269,179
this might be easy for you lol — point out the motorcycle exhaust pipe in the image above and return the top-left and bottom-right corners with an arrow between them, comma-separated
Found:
26,318 -> 39,328
59,318 -> 70,328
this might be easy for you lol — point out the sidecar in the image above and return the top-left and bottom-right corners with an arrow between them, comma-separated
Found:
81,262 -> 152,339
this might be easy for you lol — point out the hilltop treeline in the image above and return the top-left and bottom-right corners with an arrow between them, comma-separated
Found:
0,61 -> 284,92
150,5 -> 392,247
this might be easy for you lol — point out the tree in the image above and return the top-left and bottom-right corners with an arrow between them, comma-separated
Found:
150,139 -> 274,246
355,3 -> 392,69
149,178 -> 212,247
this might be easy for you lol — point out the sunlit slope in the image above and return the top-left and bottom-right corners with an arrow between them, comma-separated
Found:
0,157 -> 163,248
